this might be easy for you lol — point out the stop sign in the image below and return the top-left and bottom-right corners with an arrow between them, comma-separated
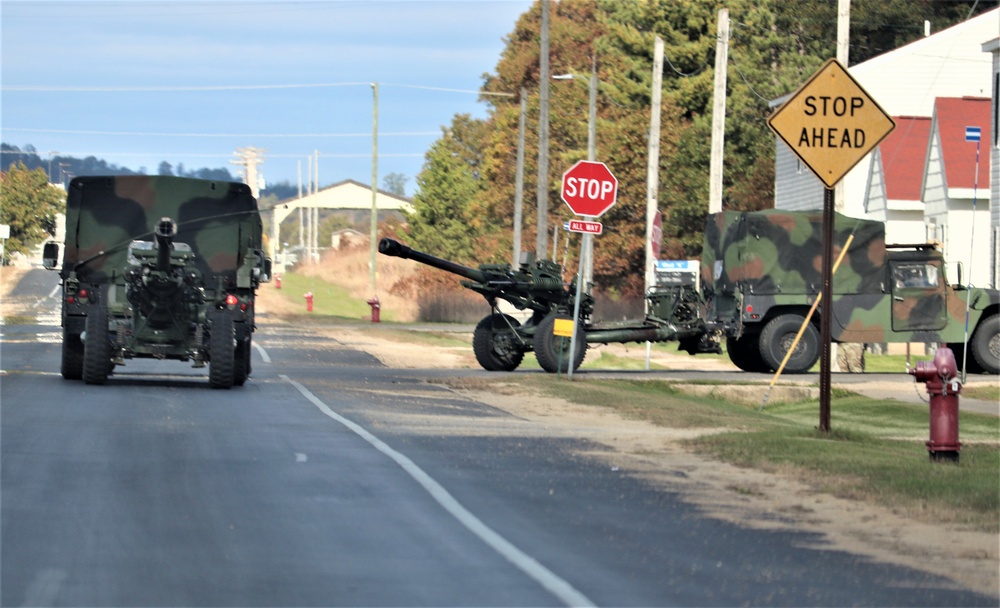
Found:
560,160 -> 618,218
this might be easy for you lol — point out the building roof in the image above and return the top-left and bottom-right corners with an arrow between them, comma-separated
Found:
851,8 -> 997,117
933,97 -> 991,190
879,116 -> 931,201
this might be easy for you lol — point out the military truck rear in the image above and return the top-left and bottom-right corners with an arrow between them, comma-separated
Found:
702,210 -> 999,375
43,175 -> 271,388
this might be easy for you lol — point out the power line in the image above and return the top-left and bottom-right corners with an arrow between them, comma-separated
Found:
2,128 -> 439,138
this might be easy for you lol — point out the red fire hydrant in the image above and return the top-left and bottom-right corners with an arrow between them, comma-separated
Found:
908,346 -> 962,462
366,296 -> 381,323
275,274 -> 281,289
304,291 -> 314,312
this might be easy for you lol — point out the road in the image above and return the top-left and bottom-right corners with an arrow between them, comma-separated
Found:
1,270 -> 995,606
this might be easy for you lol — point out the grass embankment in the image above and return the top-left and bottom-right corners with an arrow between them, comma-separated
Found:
268,267 -> 999,532
514,376 -> 1000,533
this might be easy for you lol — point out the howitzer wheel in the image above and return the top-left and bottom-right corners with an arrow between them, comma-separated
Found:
473,313 -> 526,372
61,328 -> 84,380
725,334 -> 770,373
209,311 -> 236,389
759,314 -> 820,374
533,313 -> 586,374
970,314 -> 999,375
82,306 -> 111,385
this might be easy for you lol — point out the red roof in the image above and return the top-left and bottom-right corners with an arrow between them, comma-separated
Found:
934,97 -> 991,190
879,116 -> 930,201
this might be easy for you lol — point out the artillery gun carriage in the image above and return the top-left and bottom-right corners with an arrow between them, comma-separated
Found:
378,238 -> 716,373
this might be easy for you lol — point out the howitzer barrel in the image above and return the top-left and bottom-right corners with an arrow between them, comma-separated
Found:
154,217 -> 177,272
378,238 -> 488,283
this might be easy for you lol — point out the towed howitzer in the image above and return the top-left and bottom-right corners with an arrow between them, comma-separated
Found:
123,217 -> 202,331
379,238 -> 719,374
378,237 -> 592,318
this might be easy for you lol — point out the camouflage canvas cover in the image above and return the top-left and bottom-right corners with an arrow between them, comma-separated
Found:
63,175 -> 263,285
700,210 -> 886,297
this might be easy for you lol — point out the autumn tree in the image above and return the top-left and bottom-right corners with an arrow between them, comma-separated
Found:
409,0 -> 992,296
0,162 -> 65,263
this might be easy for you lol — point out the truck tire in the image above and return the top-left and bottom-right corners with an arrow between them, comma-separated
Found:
970,314 -> 999,375
473,313 -> 525,371
233,337 -> 251,386
946,342 -> 984,375
533,313 -> 586,374
726,334 -> 771,373
61,328 -> 84,380
759,314 -> 820,374
209,312 -> 235,389
82,307 -> 110,385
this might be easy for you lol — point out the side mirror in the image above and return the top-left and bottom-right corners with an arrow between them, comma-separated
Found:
43,242 -> 60,270
260,258 -> 273,283
251,249 -> 272,283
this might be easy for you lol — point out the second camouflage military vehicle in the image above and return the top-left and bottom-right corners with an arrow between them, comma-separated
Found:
703,210 -> 999,375
43,175 -> 271,388
381,209 -> 999,375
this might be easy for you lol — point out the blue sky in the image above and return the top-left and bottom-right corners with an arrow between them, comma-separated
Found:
1,0 -> 534,196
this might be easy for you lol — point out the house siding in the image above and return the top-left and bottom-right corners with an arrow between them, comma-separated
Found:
773,9 -> 997,225
773,142 -> 825,210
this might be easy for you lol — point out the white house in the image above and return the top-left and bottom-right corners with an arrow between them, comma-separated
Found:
921,97 -> 993,288
984,36 -> 999,288
863,116 -> 930,245
774,8 -> 998,217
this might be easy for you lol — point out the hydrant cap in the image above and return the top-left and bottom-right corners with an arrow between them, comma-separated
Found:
932,347 -> 957,380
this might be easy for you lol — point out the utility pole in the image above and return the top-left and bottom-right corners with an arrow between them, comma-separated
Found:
513,88 -> 527,267
536,0 -> 551,260
297,160 -> 304,251
583,56 -> 598,289
313,149 -> 320,259
369,82 -> 379,296
230,146 -> 266,199
708,9 -> 729,214
644,36 -> 664,294
835,0 -> 850,213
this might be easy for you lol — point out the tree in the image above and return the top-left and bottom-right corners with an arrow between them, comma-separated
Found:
0,162 -> 65,263
382,173 -> 409,196
405,115 -> 488,264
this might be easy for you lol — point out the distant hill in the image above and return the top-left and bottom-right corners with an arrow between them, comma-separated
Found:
0,143 -> 297,200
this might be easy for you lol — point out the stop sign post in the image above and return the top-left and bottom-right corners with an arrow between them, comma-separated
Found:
559,160 -> 618,380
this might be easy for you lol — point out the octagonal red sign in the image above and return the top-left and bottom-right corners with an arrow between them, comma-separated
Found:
560,160 -> 618,218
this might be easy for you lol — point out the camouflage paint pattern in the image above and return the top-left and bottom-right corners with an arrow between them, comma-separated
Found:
700,210 -> 999,344
62,175 -> 263,288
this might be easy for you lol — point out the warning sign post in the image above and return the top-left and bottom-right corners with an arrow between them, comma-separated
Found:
767,58 -> 895,433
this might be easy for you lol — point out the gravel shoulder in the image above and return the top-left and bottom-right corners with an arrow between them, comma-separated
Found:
300,320 -> 999,599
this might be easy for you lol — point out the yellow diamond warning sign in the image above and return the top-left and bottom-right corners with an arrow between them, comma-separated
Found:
768,58 -> 895,189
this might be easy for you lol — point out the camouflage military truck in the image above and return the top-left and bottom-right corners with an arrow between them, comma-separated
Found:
43,175 -> 271,388
702,210 -> 1000,375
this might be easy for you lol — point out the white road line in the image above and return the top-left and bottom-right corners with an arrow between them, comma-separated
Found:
252,342 -> 271,363
36,285 -> 60,308
280,374 -> 596,608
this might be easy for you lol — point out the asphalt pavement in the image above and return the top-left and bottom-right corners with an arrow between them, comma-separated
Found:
1,268 -> 996,606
